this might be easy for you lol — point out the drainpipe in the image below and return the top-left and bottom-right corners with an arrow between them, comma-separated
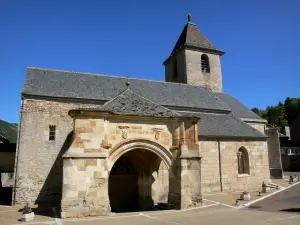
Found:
217,139 -> 223,192
12,97 -> 24,205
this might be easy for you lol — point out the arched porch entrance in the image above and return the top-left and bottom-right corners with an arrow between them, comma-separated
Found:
108,148 -> 170,212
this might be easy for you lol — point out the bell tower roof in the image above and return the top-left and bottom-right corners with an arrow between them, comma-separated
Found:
164,13 -> 224,65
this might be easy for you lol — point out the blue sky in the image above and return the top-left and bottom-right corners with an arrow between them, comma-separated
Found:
1,0 -> 299,123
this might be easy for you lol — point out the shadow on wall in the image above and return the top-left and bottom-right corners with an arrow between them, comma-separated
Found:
34,132 -> 73,213
168,150 -> 181,210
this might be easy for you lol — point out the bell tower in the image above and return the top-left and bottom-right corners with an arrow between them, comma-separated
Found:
163,13 -> 225,92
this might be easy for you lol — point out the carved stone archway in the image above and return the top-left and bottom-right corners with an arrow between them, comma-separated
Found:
108,139 -> 173,170
107,139 -> 172,212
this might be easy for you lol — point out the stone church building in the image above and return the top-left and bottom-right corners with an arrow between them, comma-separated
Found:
13,15 -> 270,217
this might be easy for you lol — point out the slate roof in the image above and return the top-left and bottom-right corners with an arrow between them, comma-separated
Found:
73,88 -> 198,118
23,68 -> 230,112
0,120 -> 18,143
166,22 -> 224,60
22,68 -> 267,139
181,112 -> 267,139
214,93 -> 263,120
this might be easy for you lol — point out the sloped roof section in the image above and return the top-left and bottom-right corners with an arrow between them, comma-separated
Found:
78,88 -> 189,118
22,68 -> 230,112
181,112 -> 267,139
0,120 -> 18,143
214,93 -> 263,120
168,22 -> 224,58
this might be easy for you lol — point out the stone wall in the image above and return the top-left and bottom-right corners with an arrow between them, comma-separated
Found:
1,172 -> 14,187
185,50 -> 223,92
14,98 -> 101,205
198,140 -> 220,192
165,50 -> 187,84
164,49 -> 223,92
265,128 -> 283,178
199,138 -> 270,192
247,122 -> 265,134
61,158 -> 110,217
61,112 -> 200,217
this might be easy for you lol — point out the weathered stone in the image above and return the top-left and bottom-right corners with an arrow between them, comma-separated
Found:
85,159 -> 97,167
78,191 -> 86,198
21,212 -> 35,222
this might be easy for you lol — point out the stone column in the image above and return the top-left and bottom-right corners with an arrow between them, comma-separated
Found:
179,153 -> 202,209
168,121 -> 202,209
61,157 -> 111,218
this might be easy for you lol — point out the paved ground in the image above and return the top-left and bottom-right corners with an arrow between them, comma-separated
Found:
1,183 -> 300,225
247,182 -> 300,214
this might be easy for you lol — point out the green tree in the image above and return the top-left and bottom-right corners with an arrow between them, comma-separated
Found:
284,97 -> 300,125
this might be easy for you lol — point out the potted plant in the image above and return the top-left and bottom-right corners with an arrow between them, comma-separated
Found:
240,191 -> 251,201
21,203 -> 35,222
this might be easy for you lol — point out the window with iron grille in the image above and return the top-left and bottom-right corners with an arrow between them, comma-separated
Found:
201,54 -> 210,73
49,125 -> 56,141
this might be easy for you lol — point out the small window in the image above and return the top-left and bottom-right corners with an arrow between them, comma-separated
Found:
49,125 -> 56,141
201,54 -> 210,73
237,147 -> 250,174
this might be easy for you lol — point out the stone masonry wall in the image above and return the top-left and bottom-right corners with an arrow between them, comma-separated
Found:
246,122 -> 265,134
266,128 -> 283,178
199,138 -> 270,192
185,49 -> 223,92
165,50 -> 187,84
61,158 -> 110,217
14,98 -> 102,205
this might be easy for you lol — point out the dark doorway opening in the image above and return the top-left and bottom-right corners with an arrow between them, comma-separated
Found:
108,149 -> 169,213
109,156 -> 139,212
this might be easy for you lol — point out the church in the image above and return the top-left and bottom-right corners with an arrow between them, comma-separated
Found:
13,14 -> 270,217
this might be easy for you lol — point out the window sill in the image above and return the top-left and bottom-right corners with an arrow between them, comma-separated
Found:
237,174 -> 250,178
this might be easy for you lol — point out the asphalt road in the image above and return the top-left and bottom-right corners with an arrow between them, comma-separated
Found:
247,183 -> 300,214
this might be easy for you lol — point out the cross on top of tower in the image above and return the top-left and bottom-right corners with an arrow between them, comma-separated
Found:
188,13 -> 192,23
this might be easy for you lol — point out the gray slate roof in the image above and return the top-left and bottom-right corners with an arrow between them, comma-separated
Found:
215,93 -> 262,120
0,120 -> 18,143
168,22 -> 224,58
181,112 -> 266,139
23,68 -> 230,112
22,68 -> 266,139
75,88 -> 197,118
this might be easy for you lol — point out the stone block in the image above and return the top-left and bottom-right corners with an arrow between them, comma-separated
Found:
21,212 -> 35,222
85,159 -> 97,167
61,211 -> 77,218
94,171 -> 102,179
87,190 -> 97,197
74,160 -> 85,167
78,191 -> 86,198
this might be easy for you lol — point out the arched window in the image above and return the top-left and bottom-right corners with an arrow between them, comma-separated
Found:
201,54 -> 210,73
237,147 -> 250,174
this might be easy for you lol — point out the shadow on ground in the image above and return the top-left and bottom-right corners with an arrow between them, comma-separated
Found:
280,208 -> 300,213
